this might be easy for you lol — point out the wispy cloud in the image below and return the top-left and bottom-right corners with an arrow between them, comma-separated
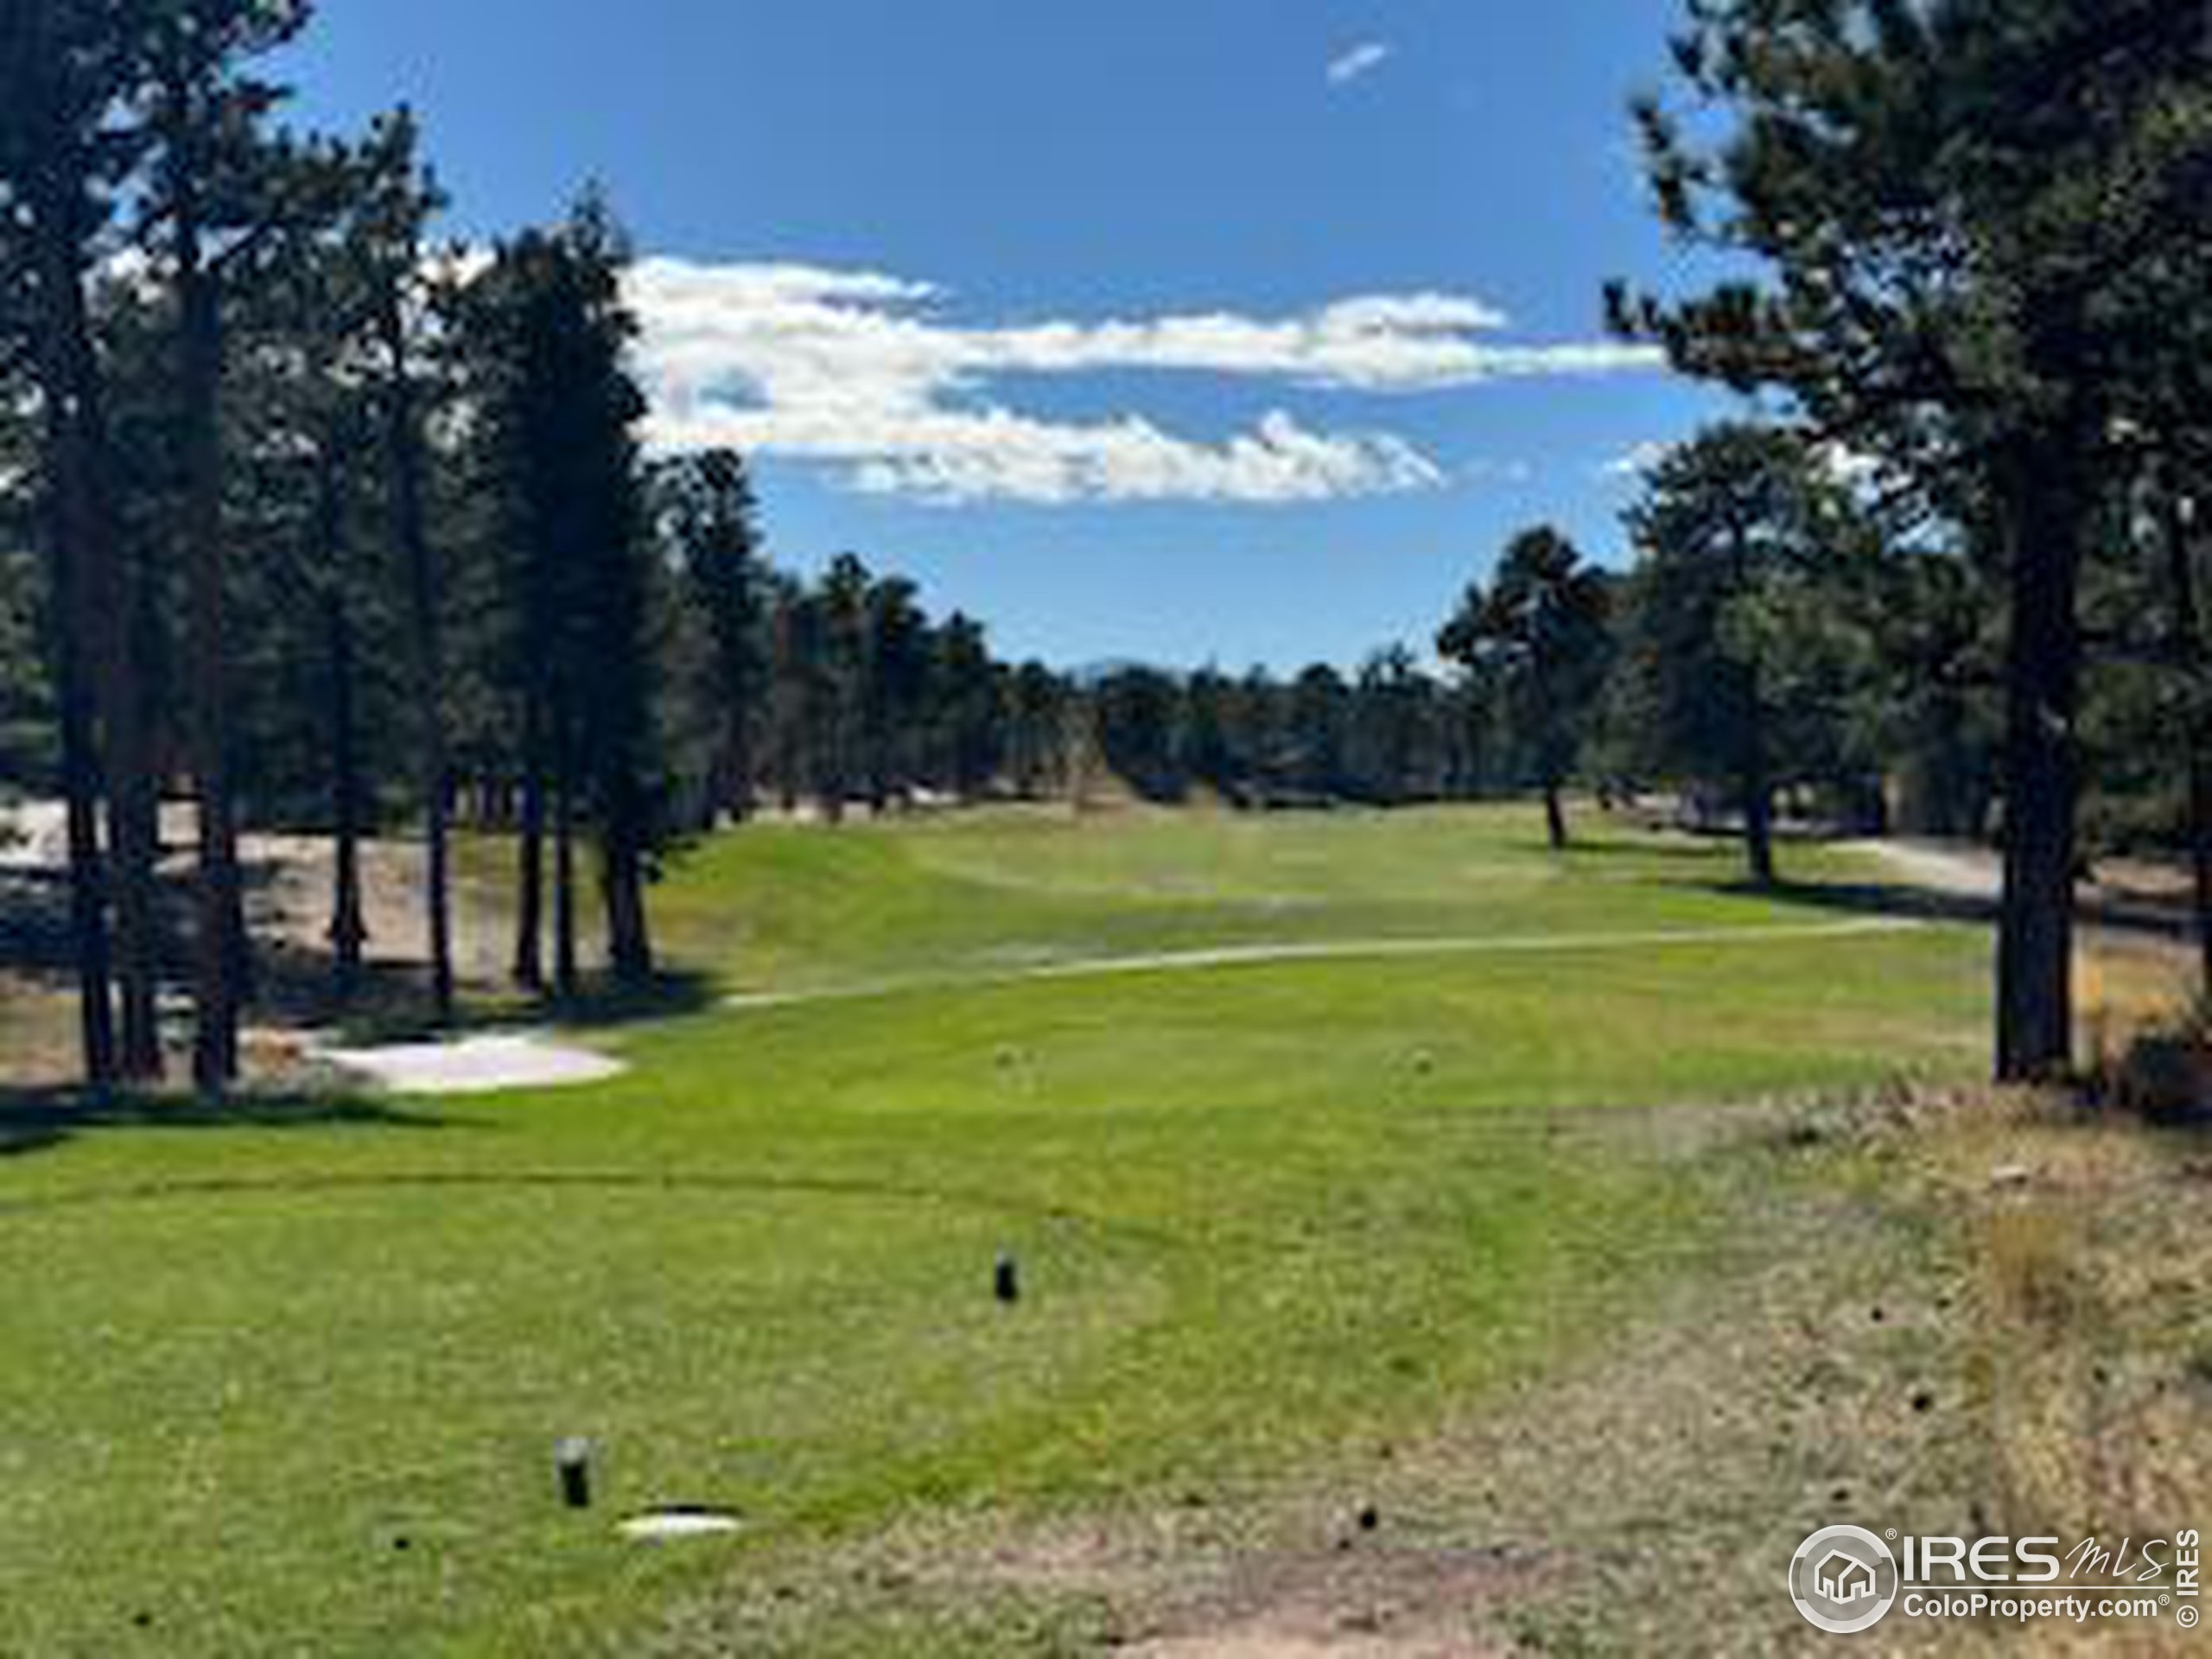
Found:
1600,435 -> 1888,493
1599,439 -> 1675,480
627,258 -> 1662,506
1325,40 -> 1394,88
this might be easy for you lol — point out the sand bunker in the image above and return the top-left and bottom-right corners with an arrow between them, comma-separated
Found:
316,1031 -> 625,1096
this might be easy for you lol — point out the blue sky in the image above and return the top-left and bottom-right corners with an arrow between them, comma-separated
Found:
285,3 -> 1726,672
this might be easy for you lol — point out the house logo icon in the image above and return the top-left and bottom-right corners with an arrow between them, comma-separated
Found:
1815,1550 -> 1878,1604
1789,1525 -> 1899,1634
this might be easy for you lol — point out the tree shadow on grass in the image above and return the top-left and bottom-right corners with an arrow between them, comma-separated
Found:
251,956 -> 722,1047
541,968 -> 723,1031
1736,874 -> 2202,955
1714,874 -> 1998,928
0,1085 -> 456,1162
1549,833 -> 1767,867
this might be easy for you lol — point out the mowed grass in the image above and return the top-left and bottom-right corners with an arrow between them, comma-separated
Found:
653,800 -> 1899,992
0,805 -> 1987,1656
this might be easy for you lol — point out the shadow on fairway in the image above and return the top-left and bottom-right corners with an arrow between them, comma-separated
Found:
1742,874 -> 2202,955
0,1085 -> 453,1162
295,964 -> 725,1047
536,968 -> 723,1029
1549,833 -> 1764,866
1725,876 -> 1995,926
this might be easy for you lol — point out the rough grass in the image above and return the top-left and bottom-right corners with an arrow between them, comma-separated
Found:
0,805 -> 1993,1656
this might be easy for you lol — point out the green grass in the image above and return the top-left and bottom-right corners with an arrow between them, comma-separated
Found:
0,804 -> 1987,1656
654,801 -> 1891,992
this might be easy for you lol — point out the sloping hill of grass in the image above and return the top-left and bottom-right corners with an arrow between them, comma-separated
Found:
657,803 -> 1889,993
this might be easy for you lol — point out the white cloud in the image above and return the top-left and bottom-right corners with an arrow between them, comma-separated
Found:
1599,439 -> 1676,480
1326,41 -> 1394,87
626,257 -> 1662,506
1600,435 -> 1891,492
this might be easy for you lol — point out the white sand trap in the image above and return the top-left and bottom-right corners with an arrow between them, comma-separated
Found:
316,1031 -> 625,1096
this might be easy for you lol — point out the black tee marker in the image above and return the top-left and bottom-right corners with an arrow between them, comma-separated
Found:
995,1252 -> 1020,1305
556,1438 -> 594,1510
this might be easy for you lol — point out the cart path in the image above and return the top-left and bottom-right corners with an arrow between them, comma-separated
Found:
724,914 -> 1930,1014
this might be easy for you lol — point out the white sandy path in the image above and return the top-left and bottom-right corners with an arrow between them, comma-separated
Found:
314,1031 -> 626,1096
1847,837 -> 2001,899
724,915 -> 1929,1015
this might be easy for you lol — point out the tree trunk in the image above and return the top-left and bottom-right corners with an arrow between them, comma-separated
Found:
596,735 -> 655,985
1729,524 -> 1779,890
552,716 -> 579,1001
379,283 -> 454,1025
723,711 -> 753,823
553,799 -> 578,1001
173,176 -> 245,1096
43,476 -> 117,1090
1541,780 -> 1569,851
513,695 -> 546,992
28,166 -> 162,1084
1743,779 -> 1777,887
2160,486 -> 2212,1001
324,588 -> 367,999
2188,748 -> 2212,1003
1994,442 -> 2084,1083
110,681 -> 164,1076
600,834 -> 653,986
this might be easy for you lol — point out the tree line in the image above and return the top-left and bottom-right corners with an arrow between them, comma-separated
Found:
4,0 -> 2211,1096
0,1 -> 717,1092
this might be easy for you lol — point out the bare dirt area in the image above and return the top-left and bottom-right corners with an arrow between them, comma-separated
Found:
245,829 -> 517,987
0,799 -> 519,1087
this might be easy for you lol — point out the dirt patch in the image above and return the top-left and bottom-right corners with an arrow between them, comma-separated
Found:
244,830 -> 514,984
2,799 -> 520,1084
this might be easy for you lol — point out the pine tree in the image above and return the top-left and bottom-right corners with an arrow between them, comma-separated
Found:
351,109 -> 456,1019
0,0 -> 169,1086
658,449 -> 766,823
470,198 -> 664,989
1003,662 -> 1068,799
1438,526 -> 1612,849
1287,665 -> 1350,801
931,613 -> 1001,801
864,573 -> 930,810
140,0 -> 321,1091
1618,424 -> 1862,885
